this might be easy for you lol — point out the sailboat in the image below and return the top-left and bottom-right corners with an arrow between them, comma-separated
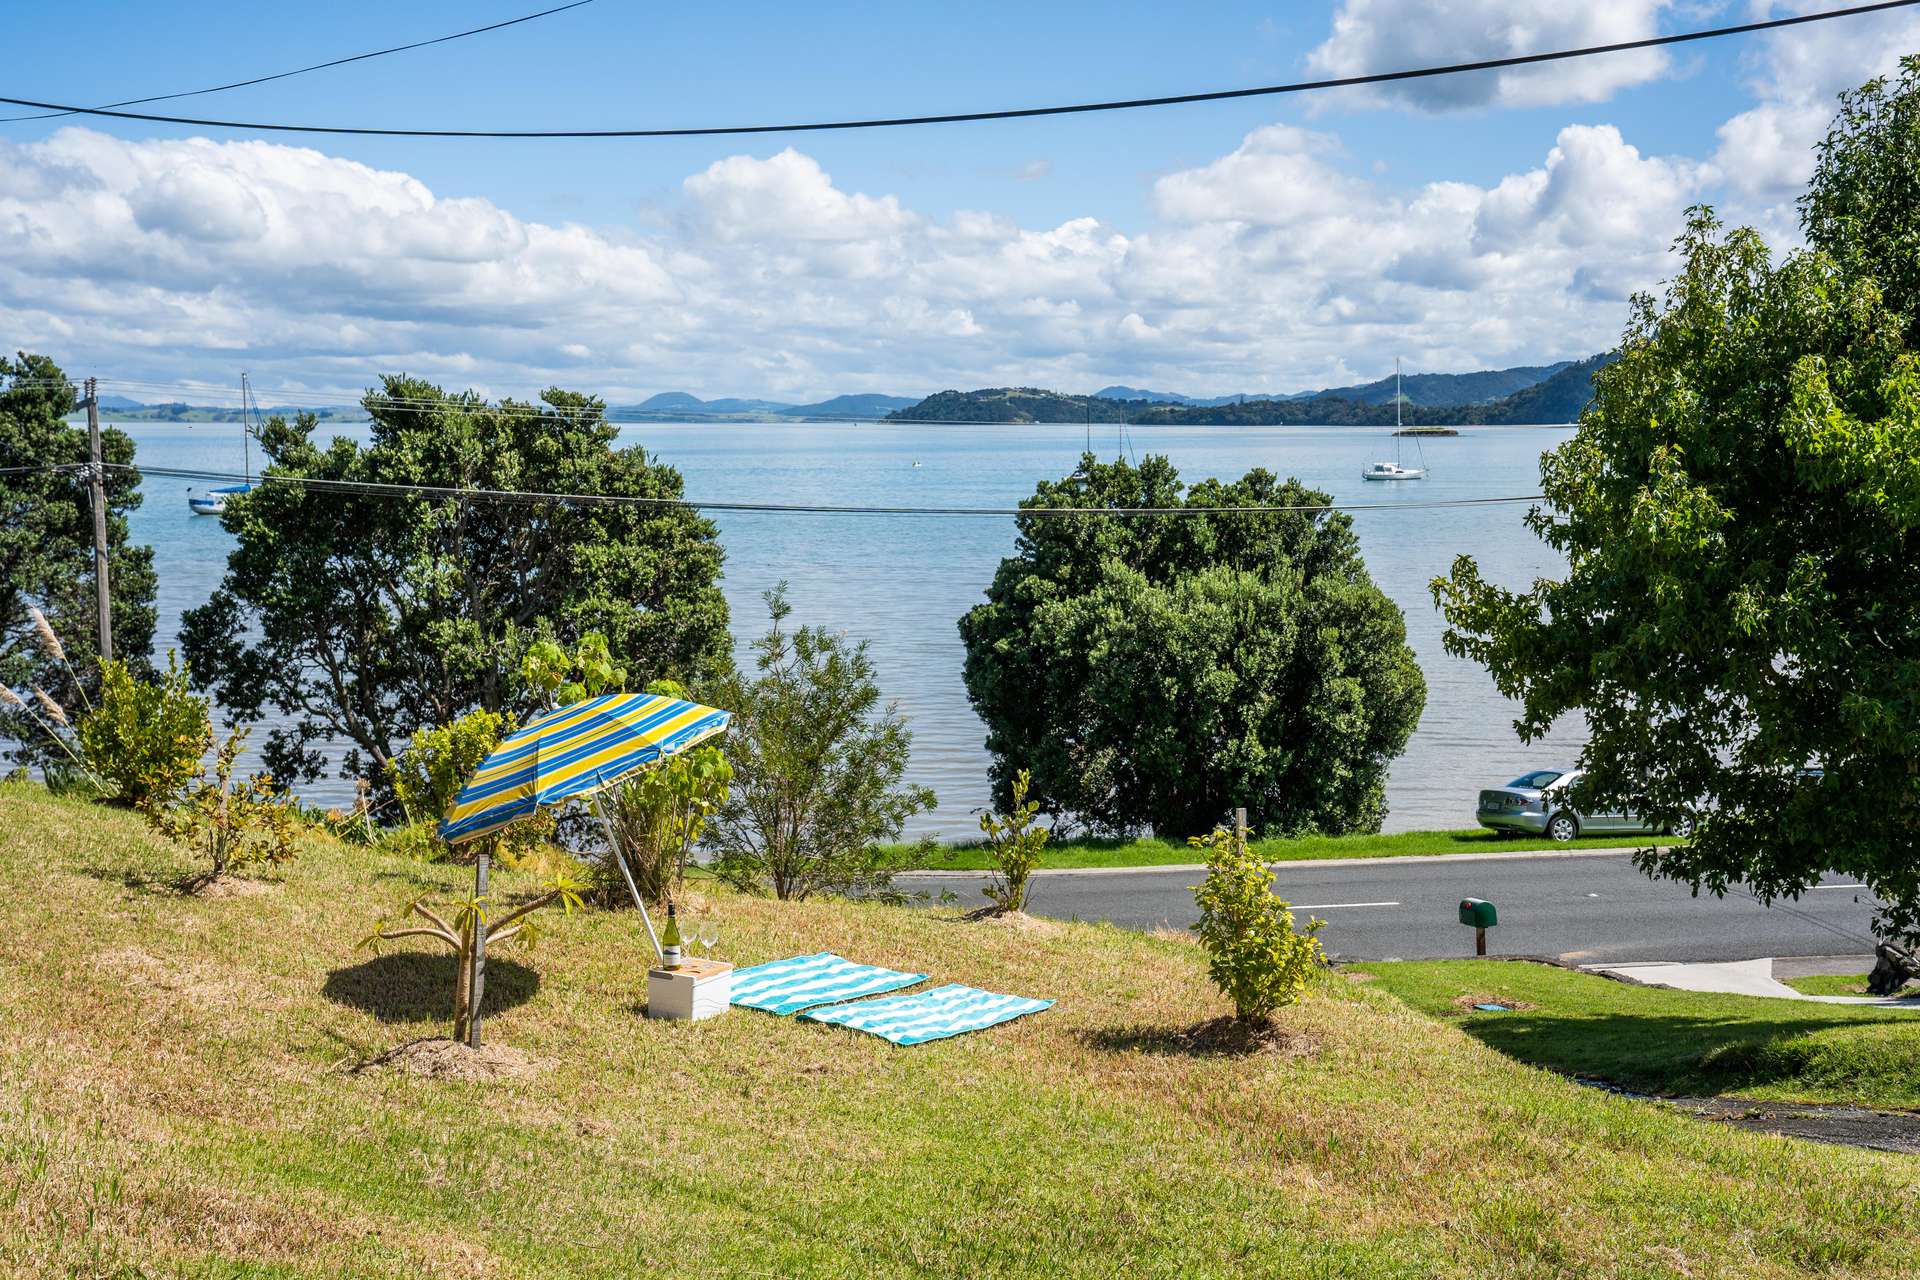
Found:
188,373 -> 260,515
1360,358 -> 1427,481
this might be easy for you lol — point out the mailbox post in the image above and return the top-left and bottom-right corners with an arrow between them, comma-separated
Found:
1459,898 -> 1497,956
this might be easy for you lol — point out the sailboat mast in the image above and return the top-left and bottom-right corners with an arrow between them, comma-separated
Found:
240,372 -> 254,485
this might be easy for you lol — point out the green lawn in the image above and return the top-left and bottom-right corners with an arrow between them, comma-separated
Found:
910,827 -> 1668,871
1781,972 -> 1920,1000
1352,959 -> 1920,1110
2,781 -> 1916,1279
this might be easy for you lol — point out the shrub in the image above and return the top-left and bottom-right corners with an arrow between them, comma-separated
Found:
978,768 -> 1049,915
389,708 -> 507,828
76,653 -> 210,808
1189,824 -> 1324,1022
600,743 -> 732,907
706,586 -> 935,901
148,729 -> 301,879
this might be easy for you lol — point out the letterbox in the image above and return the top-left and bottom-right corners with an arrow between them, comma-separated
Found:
1458,898 -> 1498,929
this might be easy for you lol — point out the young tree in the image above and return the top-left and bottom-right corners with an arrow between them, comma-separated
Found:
1189,824 -> 1324,1023
360,873 -> 585,1044
960,454 -> 1424,837
0,354 -> 156,763
976,768 -> 1049,915
706,587 -> 934,900
148,729 -> 301,881
1434,67 -> 1920,949
181,380 -> 729,792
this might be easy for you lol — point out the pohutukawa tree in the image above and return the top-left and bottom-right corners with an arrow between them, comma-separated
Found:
1433,60 -> 1920,954
960,454 -> 1425,838
181,378 -> 730,793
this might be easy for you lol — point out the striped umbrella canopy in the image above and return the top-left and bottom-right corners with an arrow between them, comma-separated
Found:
440,690 -> 731,845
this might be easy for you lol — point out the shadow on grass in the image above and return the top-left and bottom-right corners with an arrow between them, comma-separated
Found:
1082,1016 -> 1318,1060
80,862 -> 284,897
323,952 -> 540,1024
1450,1008 -> 1920,1101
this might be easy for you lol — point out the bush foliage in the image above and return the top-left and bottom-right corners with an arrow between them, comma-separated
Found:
1189,825 -> 1324,1023
77,653 -> 210,808
707,587 -> 934,901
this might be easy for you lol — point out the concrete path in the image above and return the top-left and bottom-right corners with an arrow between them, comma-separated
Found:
1593,957 -> 1920,1009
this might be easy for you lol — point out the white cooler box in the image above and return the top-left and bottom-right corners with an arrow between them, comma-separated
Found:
647,958 -> 734,1021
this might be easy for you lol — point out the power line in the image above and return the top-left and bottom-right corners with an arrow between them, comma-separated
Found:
0,1 -> 1909,139
106,462 -> 1548,518
0,2 -> 598,124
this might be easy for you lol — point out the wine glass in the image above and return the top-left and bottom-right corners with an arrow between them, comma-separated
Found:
698,919 -> 719,961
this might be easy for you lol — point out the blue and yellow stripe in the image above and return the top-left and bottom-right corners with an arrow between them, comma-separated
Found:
439,691 -> 731,845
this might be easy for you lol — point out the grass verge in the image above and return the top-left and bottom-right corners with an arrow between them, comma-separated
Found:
1351,959 -> 1920,1110
1,780 -> 1916,1278
908,827 -> 1669,871
1780,972 -> 1920,1000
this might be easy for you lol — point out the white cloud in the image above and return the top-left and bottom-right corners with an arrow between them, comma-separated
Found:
0,120 -> 1712,403
1710,1 -> 1920,207
1306,0 -> 1673,111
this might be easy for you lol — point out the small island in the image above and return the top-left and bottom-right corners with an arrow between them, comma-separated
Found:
1393,425 -> 1460,436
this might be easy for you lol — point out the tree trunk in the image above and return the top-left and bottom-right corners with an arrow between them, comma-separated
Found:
451,916 -> 474,1042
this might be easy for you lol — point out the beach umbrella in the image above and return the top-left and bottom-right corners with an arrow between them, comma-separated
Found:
440,689 -> 731,1044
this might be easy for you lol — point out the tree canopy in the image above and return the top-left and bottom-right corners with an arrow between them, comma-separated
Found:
181,377 -> 729,790
960,454 -> 1425,837
0,353 -> 155,758
1434,59 -> 1920,947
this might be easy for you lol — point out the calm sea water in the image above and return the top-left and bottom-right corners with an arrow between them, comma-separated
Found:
121,419 -> 1586,838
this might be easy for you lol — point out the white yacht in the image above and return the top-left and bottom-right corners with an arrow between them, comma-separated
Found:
1361,358 -> 1427,481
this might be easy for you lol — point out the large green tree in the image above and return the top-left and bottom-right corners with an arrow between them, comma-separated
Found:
0,353 -> 155,758
961,454 -> 1425,837
181,377 -> 729,790
1434,61 -> 1920,948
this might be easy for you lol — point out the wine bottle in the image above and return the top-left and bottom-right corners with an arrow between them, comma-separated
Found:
661,901 -> 683,969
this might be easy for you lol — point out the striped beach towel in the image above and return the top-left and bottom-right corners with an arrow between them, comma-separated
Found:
728,952 -> 927,1016
801,983 -> 1053,1046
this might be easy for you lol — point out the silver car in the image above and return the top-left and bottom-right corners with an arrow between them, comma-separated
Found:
1476,768 -> 1690,842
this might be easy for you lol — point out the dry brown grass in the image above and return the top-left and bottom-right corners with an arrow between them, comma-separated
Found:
0,780 -> 1916,1278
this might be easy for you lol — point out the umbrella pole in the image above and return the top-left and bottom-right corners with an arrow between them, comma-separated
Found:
592,794 -> 663,963
468,849 -> 488,1049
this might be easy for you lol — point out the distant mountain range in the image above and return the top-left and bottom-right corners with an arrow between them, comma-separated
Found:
1091,362 -> 1574,410
889,354 -> 1617,426
614,391 -> 922,419
73,357 -> 1612,429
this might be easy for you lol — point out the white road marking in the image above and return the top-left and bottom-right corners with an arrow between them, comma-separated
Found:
1815,884 -> 1868,890
1287,901 -> 1401,910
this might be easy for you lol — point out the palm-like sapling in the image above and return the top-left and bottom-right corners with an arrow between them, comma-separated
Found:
359,872 -> 585,1043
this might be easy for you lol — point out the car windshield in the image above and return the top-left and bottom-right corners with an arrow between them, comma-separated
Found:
1507,771 -> 1563,789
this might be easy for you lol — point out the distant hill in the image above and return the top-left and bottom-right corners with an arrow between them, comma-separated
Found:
782,393 -> 920,417
1315,361 -> 1574,407
1091,361 -> 1572,411
71,398 -> 365,424
615,390 -> 920,420
1477,353 -> 1617,424
888,354 -> 1618,427
1093,385 -> 1254,407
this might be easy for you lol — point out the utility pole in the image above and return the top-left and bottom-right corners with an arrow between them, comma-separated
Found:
84,377 -> 112,662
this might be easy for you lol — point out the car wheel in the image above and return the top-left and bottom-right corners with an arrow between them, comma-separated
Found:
1547,813 -> 1579,843
1670,814 -> 1696,839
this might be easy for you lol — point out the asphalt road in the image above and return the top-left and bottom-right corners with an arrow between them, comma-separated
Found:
895,849 -> 1885,965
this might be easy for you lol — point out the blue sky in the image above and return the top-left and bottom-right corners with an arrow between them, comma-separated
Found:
1,1 -> 1911,401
